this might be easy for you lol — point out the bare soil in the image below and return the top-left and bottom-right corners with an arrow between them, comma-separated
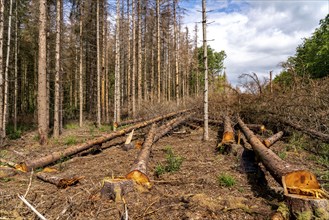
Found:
0,121 -> 327,220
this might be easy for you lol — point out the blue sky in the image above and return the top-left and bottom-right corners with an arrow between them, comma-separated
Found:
181,0 -> 329,86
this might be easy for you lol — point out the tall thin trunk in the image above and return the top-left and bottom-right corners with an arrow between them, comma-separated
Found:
270,70 -> 273,93
132,0 -> 136,117
79,1 -> 83,127
3,0 -> 13,140
202,0 -> 209,141
14,0 -> 18,132
194,23 -> 198,96
127,0 -> 131,116
156,0 -> 161,103
54,0 -> 61,138
173,0 -> 179,106
38,0 -> 48,145
96,0 -> 101,127
0,0 -> 4,145
114,0 -> 121,124
137,0 -> 142,108
102,0 -> 106,121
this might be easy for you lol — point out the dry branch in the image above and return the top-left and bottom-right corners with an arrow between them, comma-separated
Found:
18,109 -> 189,171
263,131 -> 284,148
246,124 -> 266,134
36,172 -> 83,189
237,117 -> 329,219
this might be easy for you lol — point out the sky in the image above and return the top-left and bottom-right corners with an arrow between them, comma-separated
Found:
181,0 -> 329,86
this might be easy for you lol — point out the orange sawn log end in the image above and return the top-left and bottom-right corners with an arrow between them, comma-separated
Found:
222,132 -> 234,144
126,170 -> 151,189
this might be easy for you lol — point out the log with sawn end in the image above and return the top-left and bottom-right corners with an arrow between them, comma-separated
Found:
263,131 -> 284,148
17,109 -> 190,172
218,115 -> 239,155
237,117 -> 329,219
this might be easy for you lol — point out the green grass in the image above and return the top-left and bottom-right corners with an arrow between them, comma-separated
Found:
99,125 -> 112,132
218,173 -> 236,187
64,136 -> 77,145
64,123 -> 79,130
278,150 -> 287,159
155,146 -> 184,177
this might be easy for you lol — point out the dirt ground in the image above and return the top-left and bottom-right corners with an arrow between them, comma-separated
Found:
0,119 -> 328,220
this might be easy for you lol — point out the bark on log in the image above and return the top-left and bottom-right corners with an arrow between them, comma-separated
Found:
263,131 -> 284,148
190,118 -> 222,126
117,118 -> 144,127
246,124 -> 266,134
18,109 -> 189,172
218,116 -> 239,155
36,172 -> 83,189
238,117 -> 329,219
126,124 -> 157,188
100,177 -> 134,202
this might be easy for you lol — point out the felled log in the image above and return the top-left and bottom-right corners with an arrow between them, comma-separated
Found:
246,124 -> 266,134
0,158 -> 25,172
18,109 -> 189,172
126,124 -> 157,188
237,117 -> 329,219
36,172 -> 83,189
117,118 -> 144,127
263,131 -> 284,148
218,116 -> 239,155
190,118 -> 222,126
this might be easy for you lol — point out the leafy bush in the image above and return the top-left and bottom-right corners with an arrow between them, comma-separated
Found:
218,173 -> 236,187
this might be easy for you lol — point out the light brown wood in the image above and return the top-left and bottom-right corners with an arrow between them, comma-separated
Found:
100,177 -> 134,202
263,131 -> 284,148
36,172 -> 83,189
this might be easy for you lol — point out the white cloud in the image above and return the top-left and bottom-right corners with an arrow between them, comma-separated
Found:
182,0 -> 329,86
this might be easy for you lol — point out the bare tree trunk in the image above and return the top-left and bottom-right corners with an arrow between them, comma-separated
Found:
132,0 -> 136,117
156,0 -> 161,103
101,0 -> 106,122
137,0 -> 142,108
127,0 -> 131,116
54,0 -> 61,138
114,0 -> 121,125
2,0 -> 13,141
38,0 -> 48,145
0,0 -> 4,145
270,70 -> 273,94
173,0 -> 179,106
96,0 -> 101,127
202,0 -> 209,141
79,0 -> 84,127
14,0 -> 18,132
194,24 -> 198,96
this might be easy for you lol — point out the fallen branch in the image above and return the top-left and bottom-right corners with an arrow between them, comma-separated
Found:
36,172 -> 83,189
246,124 -> 266,134
18,195 -> 47,220
263,131 -> 284,148
18,109 -> 190,171
237,117 -> 329,219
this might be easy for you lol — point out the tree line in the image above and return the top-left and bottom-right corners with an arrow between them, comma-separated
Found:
0,0 -> 226,145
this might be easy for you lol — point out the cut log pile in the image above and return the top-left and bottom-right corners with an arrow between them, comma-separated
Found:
17,109 -> 190,172
237,117 -> 329,219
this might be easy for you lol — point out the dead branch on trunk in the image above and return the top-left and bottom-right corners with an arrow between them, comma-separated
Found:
263,131 -> 284,148
17,109 -> 189,172
238,117 -> 329,219
36,172 -> 83,189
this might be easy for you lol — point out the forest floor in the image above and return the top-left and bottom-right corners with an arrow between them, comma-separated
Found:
0,118 -> 328,219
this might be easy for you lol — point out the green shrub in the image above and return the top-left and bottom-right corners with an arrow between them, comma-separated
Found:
64,136 -> 77,145
278,150 -> 287,159
155,146 -> 183,177
218,173 -> 236,187
64,123 -> 79,130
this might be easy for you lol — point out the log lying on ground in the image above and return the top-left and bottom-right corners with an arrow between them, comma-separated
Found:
263,131 -> 284,148
17,109 -> 190,172
246,124 -> 266,134
36,172 -> 83,188
125,124 -> 157,188
117,117 -> 144,127
101,114 -> 192,200
238,117 -> 329,219
190,118 -> 222,126
218,116 -> 239,155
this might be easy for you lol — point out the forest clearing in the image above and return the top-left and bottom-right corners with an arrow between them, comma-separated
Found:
0,0 -> 329,219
